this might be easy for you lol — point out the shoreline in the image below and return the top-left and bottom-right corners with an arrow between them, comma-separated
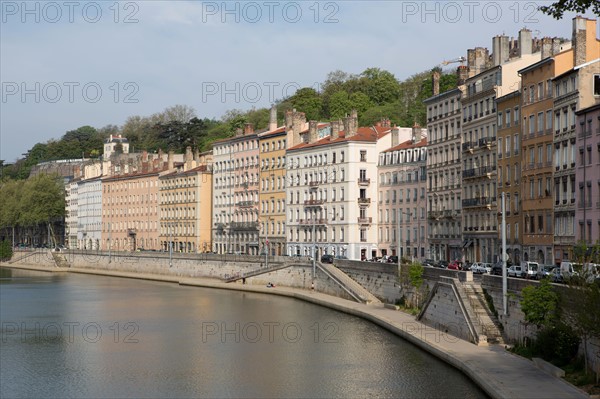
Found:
0,262 -> 589,399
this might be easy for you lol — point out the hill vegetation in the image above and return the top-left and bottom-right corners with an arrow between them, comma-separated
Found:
1,67 -> 457,180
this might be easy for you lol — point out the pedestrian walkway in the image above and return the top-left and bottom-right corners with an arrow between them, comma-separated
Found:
0,262 -> 588,399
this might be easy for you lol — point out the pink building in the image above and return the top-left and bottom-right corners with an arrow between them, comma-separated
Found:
575,102 -> 600,245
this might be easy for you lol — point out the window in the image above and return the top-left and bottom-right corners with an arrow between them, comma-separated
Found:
594,74 -> 600,96
360,150 -> 367,162
529,115 -> 535,134
537,112 -> 544,133
546,110 -> 552,131
514,134 -> 520,153
505,109 -> 511,127
498,112 -> 503,128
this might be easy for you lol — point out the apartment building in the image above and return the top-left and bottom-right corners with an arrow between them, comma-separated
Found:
77,177 -> 102,250
286,111 -> 392,261
65,180 -> 78,249
378,125 -> 427,260
159,147 -> 213,253
258,106 -> 288,257
425,72 -> 465,263
101,152 -> 170,251
575,101 -> 600,246
211,125 -> 260,255
462,29 -> 545,263
553,19 -> 600,262
496,90 -> 522,264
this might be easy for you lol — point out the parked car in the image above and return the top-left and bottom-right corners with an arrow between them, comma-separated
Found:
320,254 -> 334,264
437,260 -> 448,269
491,262 -> 504,276
447,260 -> 461,270
470,262 -> 482,273
423,259 -> 436,267
536,265 -> 556,280
473,263 -> 492,274
559,260 -> 581,280
550,268 -> 564,283
583,263 -> 600,284
507,265 -> 522,278
520,261 -> 539,279
387,256 -> 399,264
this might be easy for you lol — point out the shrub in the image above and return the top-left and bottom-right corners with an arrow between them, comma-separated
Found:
535,322 -> 580,367
0,240 -> 12,261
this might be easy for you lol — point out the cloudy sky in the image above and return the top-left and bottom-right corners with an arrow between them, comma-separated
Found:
1,1 -> 597,162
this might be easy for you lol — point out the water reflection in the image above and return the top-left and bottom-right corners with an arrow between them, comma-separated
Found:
0,269 -> 487,398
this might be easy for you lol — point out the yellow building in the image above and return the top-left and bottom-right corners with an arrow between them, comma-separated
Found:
258,106 -> 287,256
159,148 -> 213,253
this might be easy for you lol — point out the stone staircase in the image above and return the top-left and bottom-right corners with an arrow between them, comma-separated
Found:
460,282 -> 505,345
317,262 -> 381,305
51,251 -> 70,268
224,263 -> 291,282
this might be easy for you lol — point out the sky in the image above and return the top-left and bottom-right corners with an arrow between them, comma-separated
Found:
1,1 -> 598,162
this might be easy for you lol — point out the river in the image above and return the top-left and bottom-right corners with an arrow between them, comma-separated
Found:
0,268 -> 487,398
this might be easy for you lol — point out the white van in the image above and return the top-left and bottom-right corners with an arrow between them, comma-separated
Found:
559,260 -> 580,279
520,261 -> 539,279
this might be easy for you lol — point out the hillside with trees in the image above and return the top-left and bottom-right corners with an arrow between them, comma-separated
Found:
1,67 -> 457,180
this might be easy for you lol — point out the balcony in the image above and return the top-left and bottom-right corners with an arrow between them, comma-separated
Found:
478,137 -> 495,149
309,181 -> 320,187
127,228 -> 137,236
299,218 -> 328,225
358,178 -> 371,186
462,142 -> 474,152
230,222 -> 259,230
357,197 -> 371,204
304,199 -> 325,206
429,210 -> 442,219
214,223 -> 226,230
237,200 -> 256,208
443,210 -> 458,219
357,217 -> 373,225
462,196 -> 496,208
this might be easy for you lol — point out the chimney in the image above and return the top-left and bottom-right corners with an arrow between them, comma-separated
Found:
308,120 -> 318,143
572,16 -> 589,66
457,65 -> 469,85
331,120 -> 340,140
349,109 -> 358,136
432,71 -> 440,96
552,38 -> 562,55
244,123 -> 254,135
142,150 -> 148,162
168,150 -> 174,170
269,104 -> 278,131
541,37 -> 553,59
194,148 -> 200,163
291,110 -> 306,146
492,35 -> 510,65
391,126 -> 400,147
412,122 -> 421,144
285,109 -> 293,130
519,28 -> 532,56
185,146 -> 193,170
467,48 -> 488,77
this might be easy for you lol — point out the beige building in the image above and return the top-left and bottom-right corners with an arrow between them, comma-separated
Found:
258,106 -> 288,257
102,152 -> 171,251
159,148 -> 213,253
496,90 -> 523,264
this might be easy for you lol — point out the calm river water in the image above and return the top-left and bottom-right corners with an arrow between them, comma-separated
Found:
0,268 -> 487,398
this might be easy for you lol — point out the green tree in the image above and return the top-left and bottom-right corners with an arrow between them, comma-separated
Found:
287,88 -> 322,121
408,261 -> 425,308
357,68 -> 401,105
540,0 -> 600,19
520,279 -> 560,328
0,240 -> 12,261
328,91 -> 352,119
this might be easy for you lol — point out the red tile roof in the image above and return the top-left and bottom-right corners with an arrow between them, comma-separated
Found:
382,138 -> 427,153
288,125 -> 391,151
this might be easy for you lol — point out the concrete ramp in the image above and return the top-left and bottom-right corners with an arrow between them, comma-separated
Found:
317,262 -> 381,304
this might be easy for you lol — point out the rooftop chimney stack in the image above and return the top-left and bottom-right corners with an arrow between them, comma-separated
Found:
432,71 -> 440,96
519,28 -> 532,56
244,123 -> 254,135
572,16 -> 589,66
168,150 -> 174,170
492,35 -> 510,65
308,120 -> 318,143
541,37 -> 553,59
185,146 -> 193,170
330,120 -> 340,140
269,104 -> 277,131
391,126 -> 400,147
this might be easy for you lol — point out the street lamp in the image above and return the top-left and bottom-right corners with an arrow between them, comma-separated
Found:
169,223 -> 173,268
